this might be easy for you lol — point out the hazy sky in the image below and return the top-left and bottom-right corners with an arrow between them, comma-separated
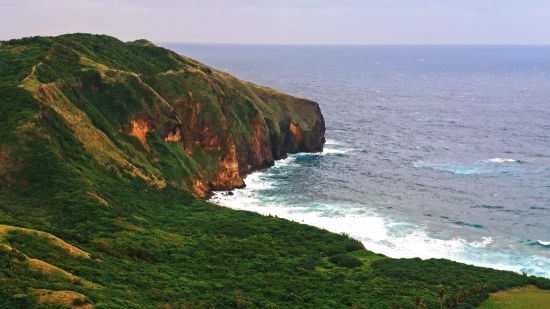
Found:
2,0 -> 550,45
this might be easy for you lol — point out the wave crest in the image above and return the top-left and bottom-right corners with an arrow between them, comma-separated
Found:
413,161 -> 485,175
488,158 -> 518,163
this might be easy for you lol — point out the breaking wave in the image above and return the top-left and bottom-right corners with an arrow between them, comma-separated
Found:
488,158 -> 518,163
533,240 -> 550,249
413,161 -> 485,175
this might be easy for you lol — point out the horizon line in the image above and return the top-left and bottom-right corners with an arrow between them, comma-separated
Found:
3,33 -> 550,47
158,42 -> 550,47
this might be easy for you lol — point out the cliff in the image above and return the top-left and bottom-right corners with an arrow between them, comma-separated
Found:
0,33 -> 324,198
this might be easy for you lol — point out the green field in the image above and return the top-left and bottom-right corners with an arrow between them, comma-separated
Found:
479,287 -> 550,309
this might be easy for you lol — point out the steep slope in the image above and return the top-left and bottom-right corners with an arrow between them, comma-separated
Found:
1,33 -> 325,198
1,34 -> 549,309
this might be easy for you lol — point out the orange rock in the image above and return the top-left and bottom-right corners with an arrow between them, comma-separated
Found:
128,119 -> 155,151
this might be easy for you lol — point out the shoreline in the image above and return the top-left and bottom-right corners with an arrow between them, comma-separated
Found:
207,157 -> 550,279
203,149 -> 320,200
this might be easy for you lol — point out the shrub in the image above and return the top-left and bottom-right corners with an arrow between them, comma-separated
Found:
328,254 -> 364,269
464,297 -> 480,307
324,247 -> 347,256
345,241 -> 365,252
124,246 -> 156,261
298,255 -> 320,271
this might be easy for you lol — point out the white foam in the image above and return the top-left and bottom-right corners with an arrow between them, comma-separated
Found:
273,156 -> 296,167
287,147 -> 353,156
210,186 -> 491,261
488,158 -> 517,163
413,161 -> 484,175
325,139 -> 341,145
470,237 -> 494,248
322,147 -> 363,155
323,148 -> 348,155
242,173 -> 274,190
538,240 -> 550,246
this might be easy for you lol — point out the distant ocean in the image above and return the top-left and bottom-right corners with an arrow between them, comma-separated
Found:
164,44 -> 550,278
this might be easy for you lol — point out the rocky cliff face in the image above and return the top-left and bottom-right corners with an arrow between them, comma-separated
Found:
0,34 -> 324,197
118,57 -> 325,197
280,106 -> 326,154
134,69 -> 326,196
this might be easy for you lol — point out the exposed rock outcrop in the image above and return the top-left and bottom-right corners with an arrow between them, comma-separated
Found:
118,58 -> 326,196
280,105 -> 326,154
130,86 -> 326,196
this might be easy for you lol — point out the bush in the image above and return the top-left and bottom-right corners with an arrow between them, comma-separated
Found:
298,255 -> 320,271
324,247 -> 347,256
464,297 -> 480,307
328,254 -> 364,269
345,241 -> 365,252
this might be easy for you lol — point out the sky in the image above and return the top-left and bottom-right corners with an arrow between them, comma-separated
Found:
2,0 -> 550,45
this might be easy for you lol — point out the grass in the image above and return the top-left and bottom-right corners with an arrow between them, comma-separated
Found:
0,225 -> 90,258
34,289 -> 92,309
478,287 -> 550,309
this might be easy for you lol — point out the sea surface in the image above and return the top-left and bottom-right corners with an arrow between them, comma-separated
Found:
165,44 -> 550,278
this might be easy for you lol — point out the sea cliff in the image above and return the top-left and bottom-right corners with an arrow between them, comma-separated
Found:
1,34 -> 324,198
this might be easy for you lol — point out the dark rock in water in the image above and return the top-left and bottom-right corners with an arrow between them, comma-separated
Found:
227,191 -> 234,196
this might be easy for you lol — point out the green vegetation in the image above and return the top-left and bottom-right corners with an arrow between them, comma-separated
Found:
1,33 -> 549,308
478,287 -> 550,309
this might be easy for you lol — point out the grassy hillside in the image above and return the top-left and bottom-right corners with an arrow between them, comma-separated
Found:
1,34 -> 549,309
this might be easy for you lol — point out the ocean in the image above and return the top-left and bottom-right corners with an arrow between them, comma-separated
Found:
164,44 -> 550,278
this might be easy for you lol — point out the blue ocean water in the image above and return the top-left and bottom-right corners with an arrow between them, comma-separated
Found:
165,44 -> 550,278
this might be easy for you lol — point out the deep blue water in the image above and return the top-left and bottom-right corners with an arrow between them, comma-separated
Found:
164,44 -> 550,278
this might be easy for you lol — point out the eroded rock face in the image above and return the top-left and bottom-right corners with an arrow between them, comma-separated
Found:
211,139 -> 245,190
124,87 -> 325,197
280,105 -> 326,154
301,103 -> 326,152
124,78 -> 325,197
128,119 -> 155,151
235,116 -> 275,176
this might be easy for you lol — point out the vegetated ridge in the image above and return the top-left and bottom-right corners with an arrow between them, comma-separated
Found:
2,33 -> 325,198
0,34 -> 549,309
